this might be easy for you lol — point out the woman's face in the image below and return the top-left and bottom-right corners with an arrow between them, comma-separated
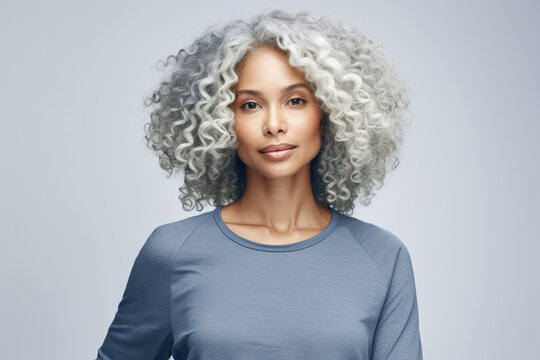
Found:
232,46 -> 323,179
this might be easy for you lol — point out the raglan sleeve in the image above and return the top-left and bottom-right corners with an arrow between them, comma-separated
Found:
95,227 -> 173,360
371,245 -> 423,360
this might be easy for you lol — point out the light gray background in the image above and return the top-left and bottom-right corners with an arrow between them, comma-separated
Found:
2,1 -> 538,359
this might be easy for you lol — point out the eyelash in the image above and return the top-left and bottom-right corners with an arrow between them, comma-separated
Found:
240,97 -> 306,110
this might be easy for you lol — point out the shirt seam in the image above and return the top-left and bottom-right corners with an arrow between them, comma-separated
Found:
343,223 -> 389,290
371,245 -> 404,357
239,211 -> 340,253
215,207 -> 341,252
167,215 -> 210,350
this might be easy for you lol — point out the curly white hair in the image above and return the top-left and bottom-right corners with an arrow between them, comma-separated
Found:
143,9 -> 411,214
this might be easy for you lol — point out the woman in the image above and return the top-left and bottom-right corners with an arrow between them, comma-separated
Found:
96,9 -> 422,360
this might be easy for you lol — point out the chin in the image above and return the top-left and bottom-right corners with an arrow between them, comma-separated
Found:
260,163 -> 311,179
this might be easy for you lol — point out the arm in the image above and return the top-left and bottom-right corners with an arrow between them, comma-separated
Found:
95,227 -> 173,360
371,245 -> 423,360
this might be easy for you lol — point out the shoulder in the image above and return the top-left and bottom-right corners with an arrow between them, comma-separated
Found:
336,211 -> 413,288
137,209 -> 214,268
337,211 -> 407,253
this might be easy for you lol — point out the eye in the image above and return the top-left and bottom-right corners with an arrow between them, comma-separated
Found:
240,101 -> 260,110
288,97 -> 306,106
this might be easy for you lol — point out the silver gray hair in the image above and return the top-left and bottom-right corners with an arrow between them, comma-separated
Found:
143,9 -> 411,214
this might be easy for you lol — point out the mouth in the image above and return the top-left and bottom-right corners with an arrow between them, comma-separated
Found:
258,146 -> 297,161
259,143 -> 297,153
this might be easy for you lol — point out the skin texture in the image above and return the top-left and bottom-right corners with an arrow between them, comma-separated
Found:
221,46 -> 332,245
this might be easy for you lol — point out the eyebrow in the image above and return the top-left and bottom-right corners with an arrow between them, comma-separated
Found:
234,83 -> 312,96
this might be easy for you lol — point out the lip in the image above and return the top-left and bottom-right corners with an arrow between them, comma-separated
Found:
259,143 -> 297,153
258,146 -> 297,161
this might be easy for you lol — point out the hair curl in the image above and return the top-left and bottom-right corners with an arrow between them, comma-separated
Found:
143,9 -> 411,215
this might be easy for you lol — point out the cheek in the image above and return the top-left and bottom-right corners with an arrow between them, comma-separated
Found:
299,113 -> 322,140
235,122 -> 249,146
303,114 -> 323,154
234,121 -> 256,161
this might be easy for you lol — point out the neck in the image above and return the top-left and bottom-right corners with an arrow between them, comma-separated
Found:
230,164 -> 329,232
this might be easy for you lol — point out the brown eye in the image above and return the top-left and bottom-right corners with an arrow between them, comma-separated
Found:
240,101 -> 260,110
288,98 -> 306,106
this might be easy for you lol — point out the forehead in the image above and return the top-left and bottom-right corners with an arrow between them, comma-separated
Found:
234,46 -> 309,89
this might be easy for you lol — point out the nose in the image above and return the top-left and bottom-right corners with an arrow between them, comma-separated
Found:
263,105 -> 287,136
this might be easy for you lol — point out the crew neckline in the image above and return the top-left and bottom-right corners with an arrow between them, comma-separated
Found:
213,205 -> 340,252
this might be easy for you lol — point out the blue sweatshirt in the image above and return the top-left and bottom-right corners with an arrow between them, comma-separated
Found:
95,206 -> 423,360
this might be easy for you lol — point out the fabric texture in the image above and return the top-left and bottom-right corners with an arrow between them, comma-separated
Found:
95,206 -> 423,360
